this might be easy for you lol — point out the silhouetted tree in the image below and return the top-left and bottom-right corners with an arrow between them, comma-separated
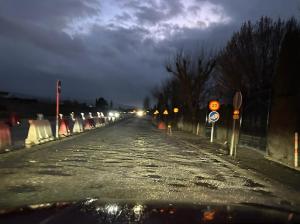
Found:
217,17 -> 291,96
95,97 -> 108,110
143,96 -> 150,111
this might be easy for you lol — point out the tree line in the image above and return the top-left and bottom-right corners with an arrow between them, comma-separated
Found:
152,16 -> 300,134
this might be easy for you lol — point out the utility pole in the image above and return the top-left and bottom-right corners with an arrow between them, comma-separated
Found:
55,80 -> 61,139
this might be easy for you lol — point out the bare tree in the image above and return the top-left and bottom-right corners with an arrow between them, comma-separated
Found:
165,49 -> 216,122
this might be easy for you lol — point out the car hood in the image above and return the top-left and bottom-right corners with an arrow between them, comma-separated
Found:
0,198 -> 300,224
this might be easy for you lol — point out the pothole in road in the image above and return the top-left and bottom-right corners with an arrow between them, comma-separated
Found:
8,184 -> 41,193
63,159 -> 88,163
242,178 -> 264,188
168,183 -> 187,188
145,174 -> 162,179
36,170 -> 72,176
252,189 -> 274,197
118,157 -> 134,161
39,165 -> 64,169
89,183 -> 103,189
103,160 -> 123,164
194,181 -> 218,190
144,164 -> 159,168
120,165 -> 135,168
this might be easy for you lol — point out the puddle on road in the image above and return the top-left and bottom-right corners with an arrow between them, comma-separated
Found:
8,184 -> 41,193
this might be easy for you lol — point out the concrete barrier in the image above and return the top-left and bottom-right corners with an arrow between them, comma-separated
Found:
25,120 -> 54,147
84,119 -> 94,130
93,117 -> 102,127
59,119 -> 71,137
0,122 -> 12,151
73,118 -> 83,133
43,120 -> 54,141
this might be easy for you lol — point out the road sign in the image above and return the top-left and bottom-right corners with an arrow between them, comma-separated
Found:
173,107 -> 179,113
233,91 -> 242,110
153,110 -> 159,115
208,111 -> 220,123
57,80 -> 61,93
209,100 -> 220,111
233,114 -> 239,120
163,109 -> 168,115
233,110 -> 239,115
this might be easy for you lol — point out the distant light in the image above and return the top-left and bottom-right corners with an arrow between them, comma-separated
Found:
114,112 -> 120,118
108,112 -> 114,117
136,110 -> 144,117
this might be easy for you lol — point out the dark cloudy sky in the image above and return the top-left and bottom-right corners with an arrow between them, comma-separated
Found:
0,0 -> 299,106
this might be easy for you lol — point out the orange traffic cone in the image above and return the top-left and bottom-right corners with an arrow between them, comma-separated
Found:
158,121 -> 166,130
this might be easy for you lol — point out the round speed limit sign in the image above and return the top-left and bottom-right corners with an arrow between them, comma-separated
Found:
209,100 -> 220,111
208,111 -> 220,123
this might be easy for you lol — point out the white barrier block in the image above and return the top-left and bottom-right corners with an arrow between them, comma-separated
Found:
73,118 -> 83,133
25,119 -> 54,147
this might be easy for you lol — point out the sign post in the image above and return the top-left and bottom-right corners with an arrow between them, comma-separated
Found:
55,80 -> 61,139
230,91 -> 242,157
208,111 -> 220,143
208,100 -> 220,143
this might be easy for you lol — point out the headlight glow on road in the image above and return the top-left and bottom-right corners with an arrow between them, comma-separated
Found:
105,204 -> 119,215
108,112 -> 114,117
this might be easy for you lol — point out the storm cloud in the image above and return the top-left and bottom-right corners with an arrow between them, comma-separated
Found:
0,0 -> 299,106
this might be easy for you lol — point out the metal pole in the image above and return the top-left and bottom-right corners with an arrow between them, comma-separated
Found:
230,119 -> 236,156
210,122 -> 215,143
55,81 -> 60,139
196,122 -> 200,136
234,116 -> 242,158
295,132 -> 298,168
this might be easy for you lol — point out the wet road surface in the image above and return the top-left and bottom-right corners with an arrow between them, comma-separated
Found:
0,117 -> 299,210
